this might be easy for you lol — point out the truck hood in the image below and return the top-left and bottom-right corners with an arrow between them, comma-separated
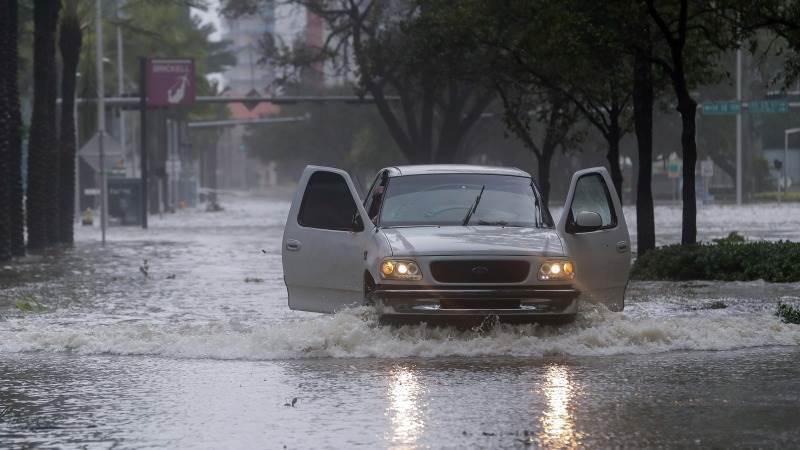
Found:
380,226 -> 564,256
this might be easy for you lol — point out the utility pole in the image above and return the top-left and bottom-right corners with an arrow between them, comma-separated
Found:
116,0 -> 127,176
139,57 -> 149,229
96,0 -> 107,245
736,48 -> 743,205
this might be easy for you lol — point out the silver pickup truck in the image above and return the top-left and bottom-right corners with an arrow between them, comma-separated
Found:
281,164 -> 630,323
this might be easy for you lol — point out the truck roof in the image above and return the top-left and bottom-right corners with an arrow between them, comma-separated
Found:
385,164 -> 530,177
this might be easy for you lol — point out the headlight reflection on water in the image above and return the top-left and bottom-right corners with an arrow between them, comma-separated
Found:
539,365 -> 583,449
387,367 -> 425,449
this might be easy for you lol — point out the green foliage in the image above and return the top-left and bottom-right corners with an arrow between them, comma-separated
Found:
226,0 -> 495,164
712,231 -> 746,244
752,192 -> 800,202
15,295 -> 47,313
776,302 -> 800,324
49,0 -> 235,149
632,234 -> 800,282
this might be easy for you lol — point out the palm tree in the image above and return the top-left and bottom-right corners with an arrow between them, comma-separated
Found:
27,0 -> 61,250
8,0 -> 26,256
58,0 -> 84,244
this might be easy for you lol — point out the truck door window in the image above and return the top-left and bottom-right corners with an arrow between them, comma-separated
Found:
568,173 -> 617,230
364,171 -> 389,224
298,171 -> 362,231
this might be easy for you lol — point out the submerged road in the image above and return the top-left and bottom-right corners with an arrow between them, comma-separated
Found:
0,193 -> 798,448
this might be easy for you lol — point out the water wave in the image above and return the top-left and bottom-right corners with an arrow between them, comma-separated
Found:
1,305 -> 797,360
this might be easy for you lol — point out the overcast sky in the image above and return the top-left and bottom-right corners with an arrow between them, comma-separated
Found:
191,0 -> 223,42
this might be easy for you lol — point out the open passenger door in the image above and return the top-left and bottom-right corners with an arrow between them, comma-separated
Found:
557,167 -> 631,311
282,166 -> 372,313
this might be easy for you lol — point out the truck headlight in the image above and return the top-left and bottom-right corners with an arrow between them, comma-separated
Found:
538,260 -> 574,281
380,259 -> 422,281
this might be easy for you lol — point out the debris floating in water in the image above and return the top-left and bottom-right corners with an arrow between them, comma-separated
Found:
139,259 -> 149,278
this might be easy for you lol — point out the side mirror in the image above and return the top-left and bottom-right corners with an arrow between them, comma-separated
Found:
574,211 -> 603,232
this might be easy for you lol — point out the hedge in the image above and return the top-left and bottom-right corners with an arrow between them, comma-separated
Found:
631,233 -> 800,283
777,302 -> 800,324
751,192 -> 800,202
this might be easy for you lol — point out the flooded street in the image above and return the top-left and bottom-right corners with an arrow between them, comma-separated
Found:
1,194 -> 799,448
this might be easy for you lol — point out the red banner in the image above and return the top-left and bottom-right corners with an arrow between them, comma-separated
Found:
146,58 -> 195,107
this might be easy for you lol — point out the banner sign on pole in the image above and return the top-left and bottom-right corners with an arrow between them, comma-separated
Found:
145,58 -> 195,107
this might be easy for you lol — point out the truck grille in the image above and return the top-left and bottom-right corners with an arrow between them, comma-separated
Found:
440,299 -> 521,309
429,260 -> 530,283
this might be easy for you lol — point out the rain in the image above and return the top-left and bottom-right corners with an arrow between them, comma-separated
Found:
1,0 -> 800,448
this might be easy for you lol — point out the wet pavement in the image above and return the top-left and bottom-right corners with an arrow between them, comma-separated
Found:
1,193 -> 799,449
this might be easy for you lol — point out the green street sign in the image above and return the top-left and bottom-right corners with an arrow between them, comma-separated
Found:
667,160 -> 681,179
702,101 -> 741,115
748,99 -> 789,113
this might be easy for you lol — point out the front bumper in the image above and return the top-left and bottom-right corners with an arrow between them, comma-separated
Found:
368,284 -> 580,319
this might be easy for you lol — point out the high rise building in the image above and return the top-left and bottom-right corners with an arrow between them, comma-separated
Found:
221,2 -> 277,95
212,3 -> 343,191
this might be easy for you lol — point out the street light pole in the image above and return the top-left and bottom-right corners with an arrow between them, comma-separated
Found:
96,0 -> 107,245
116,0 -> 127,176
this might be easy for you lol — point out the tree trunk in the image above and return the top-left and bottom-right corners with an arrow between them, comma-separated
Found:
27,0 -> 61,250
677,91 -> 698,245
435,121 -> 465,164
46,35 -> 61,244
537,149 -> 554,207
0,0 -> 11,261
58,12 -> 82,244
7,0 -> 25,256
605,125 -> 623,203
633,50 -> 655,255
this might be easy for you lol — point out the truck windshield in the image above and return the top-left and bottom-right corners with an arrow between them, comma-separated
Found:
379,173 -> 553,228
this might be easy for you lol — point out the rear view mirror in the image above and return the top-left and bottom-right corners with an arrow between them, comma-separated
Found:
574,211 -> 603,232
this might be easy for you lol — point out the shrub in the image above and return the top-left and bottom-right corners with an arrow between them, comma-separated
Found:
777,302 -> 800,324
752,192 -> 800,202
632,233 -> 800,282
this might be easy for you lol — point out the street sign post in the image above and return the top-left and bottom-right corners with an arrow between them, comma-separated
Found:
139,58 -> 196,229
702,101 -> 741,115
243,88 -> 261,111
79,131 -> 125,172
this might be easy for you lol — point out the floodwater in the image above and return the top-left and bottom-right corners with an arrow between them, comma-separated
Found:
1,194 -> 799,449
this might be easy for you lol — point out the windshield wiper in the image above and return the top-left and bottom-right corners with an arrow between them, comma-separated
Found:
477,220 -> 511,226
462,185 -> 485,226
